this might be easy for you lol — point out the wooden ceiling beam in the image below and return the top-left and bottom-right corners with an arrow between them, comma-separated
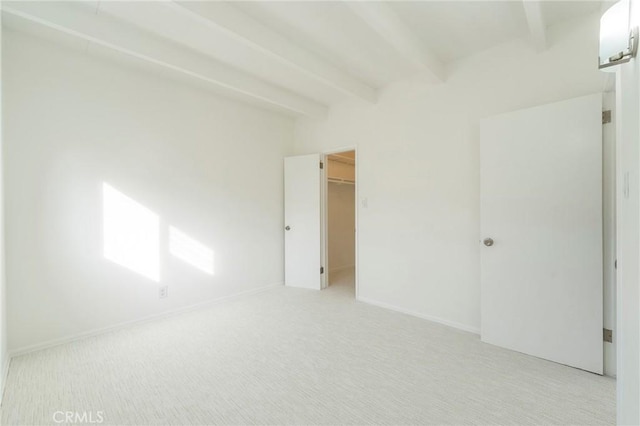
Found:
522,0 -> 547,51
2,2 -> 328,119
347,1 -> 445,83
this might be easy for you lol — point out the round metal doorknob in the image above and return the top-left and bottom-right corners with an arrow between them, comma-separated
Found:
285,226 -> 291,231
483,238 -> 494,247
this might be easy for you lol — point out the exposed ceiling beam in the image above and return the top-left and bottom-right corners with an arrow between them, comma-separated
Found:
169,1 -> 377,104
2,2 -> 328,119
346,1 -> 444,84
522,0 -> 547,51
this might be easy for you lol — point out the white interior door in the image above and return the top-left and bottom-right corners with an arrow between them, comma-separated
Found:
284,154 -> 321,289
480,93 -> 603,374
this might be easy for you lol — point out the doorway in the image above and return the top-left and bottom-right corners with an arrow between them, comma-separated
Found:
322,149 -> 356,296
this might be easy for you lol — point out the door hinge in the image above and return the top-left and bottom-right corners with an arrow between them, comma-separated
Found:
603,328 -> 613,343
603,110 -> 612,124
320,266 -> 324,274
320,161 -> 324,169
615,259 -> 617,269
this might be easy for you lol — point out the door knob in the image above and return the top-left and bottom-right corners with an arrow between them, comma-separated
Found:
483,238 -> 494,247
285,226 -> 291,231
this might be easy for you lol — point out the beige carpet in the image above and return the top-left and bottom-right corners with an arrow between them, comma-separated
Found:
1,269 -> 615,425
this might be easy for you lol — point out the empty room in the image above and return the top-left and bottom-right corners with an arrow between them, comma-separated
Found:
0,0 -> 639,425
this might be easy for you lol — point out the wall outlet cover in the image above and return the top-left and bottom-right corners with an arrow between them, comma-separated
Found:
159,286 -> 168,299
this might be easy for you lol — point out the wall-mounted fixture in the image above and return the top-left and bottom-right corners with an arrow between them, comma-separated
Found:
600,0 -> 638,69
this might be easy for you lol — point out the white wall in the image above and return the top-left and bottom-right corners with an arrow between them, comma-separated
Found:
328,181 -> 355,273
0,3 -> 8,399
615,1 -> 640,423
3,29 -> 294,353
294,14 -> 607,333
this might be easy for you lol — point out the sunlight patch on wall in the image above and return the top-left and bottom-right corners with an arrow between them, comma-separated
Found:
169,226 -> 214,275
103,183 -> 160,281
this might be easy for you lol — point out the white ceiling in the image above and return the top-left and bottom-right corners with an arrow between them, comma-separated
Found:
390,1 -> 530,64
234,1 -> 419,88
541,0 -> 608,26
2,1 -> 608,119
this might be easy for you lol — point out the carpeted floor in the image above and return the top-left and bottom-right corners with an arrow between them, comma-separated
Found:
1,268 -> 615,425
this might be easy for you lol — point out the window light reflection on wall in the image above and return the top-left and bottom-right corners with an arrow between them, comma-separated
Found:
169,226 -> 215,275
103,183 -> 160,282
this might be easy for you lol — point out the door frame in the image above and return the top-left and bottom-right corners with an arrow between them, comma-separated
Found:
321,146 -> 358,297
602,91 -> 617,377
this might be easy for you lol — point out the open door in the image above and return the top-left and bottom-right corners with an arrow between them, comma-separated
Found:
480,94 -> 603,374
284,154 -> 321,289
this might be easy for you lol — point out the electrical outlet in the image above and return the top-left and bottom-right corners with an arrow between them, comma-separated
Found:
159,286 -> 168,299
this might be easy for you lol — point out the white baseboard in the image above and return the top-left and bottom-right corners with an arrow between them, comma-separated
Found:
356,296 -> 480,335
9,282 -> 283,358
329,264 -> 355,273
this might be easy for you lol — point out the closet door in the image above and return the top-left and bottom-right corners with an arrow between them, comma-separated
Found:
284,154 -> 321,290
480,94 -> 603,374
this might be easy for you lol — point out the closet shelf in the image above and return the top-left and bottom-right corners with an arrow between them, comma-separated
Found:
328,177 -> 355,185
327,154 -> 355,165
